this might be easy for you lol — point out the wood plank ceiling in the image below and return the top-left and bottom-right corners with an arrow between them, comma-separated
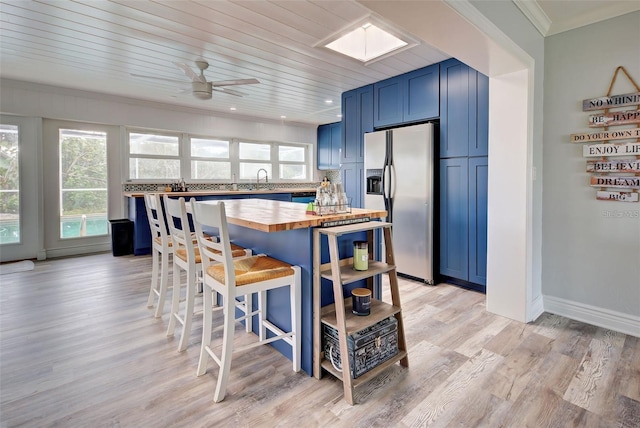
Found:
1,1 -> 635,126
0,0 -> 449,126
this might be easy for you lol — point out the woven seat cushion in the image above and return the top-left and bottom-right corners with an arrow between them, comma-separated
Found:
154,232 -> 213,248
206,255 -> 294,286
175,242 -> 246,263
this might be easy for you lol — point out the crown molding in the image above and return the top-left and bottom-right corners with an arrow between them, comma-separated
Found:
513,0 -> 551,37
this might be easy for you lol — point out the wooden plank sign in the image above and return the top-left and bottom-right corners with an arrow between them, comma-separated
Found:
590,176 -> 640,189
571,128 -> 640,143
586,160 -> 640,173
588,109 -> 640,127
596,191 -> 639,202
583,142 -> 640,157
582,91 -> 640,111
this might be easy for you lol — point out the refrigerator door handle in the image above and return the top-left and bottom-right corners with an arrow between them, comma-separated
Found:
389,164 -> 397,199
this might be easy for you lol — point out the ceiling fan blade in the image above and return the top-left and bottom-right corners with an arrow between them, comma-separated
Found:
173,62 -> 205,83
211,78 -> 260,87
130,73 -> 188,84
213,87 -> 245,97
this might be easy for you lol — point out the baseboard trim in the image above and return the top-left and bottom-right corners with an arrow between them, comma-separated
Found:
543,295 -> 640,338
527,294 -> 544,322
45,243 -> 112,259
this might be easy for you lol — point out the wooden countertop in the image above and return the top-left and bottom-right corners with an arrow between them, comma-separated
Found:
123,188 -> 316,198
198,199 -> 387,233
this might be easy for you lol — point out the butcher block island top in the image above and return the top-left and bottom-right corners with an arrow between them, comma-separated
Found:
199,199 -> 387,233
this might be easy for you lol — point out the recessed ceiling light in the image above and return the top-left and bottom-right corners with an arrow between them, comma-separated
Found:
318,16 -> 418,64
325,99 -> 333,104
337,114 -> 343,118
280,115 -> 287,119
229,107 -> 236,111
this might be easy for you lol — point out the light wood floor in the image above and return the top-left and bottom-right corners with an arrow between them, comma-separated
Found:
0,252 -> 638,427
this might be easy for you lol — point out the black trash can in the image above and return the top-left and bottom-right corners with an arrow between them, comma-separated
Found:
109,219 -> 133,256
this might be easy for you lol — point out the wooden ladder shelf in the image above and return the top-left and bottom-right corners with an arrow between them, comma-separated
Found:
312,221 -> 408,405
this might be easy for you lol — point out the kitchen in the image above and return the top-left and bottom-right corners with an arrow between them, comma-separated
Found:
1,1 -> 638,425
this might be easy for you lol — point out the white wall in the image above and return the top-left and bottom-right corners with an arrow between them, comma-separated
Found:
0,79 -> 316,260
542,12 -> 640,336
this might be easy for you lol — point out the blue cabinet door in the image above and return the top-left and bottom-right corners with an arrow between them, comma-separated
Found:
439,157 -> 469,280
340,162 -> 363,209
317,122 -> 341,169
440,58 -> 476,158
468,157 -> 488,286
404,64 -> 439,123
129,197 -> 151,255
373,76 -> 403,128
341,85 -> 372,164
472,72 -> 489,157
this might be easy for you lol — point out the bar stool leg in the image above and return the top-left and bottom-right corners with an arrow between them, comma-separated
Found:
258,291 -> 267,341
177,266 -> 197,352
214,299 -> 237,403
197,284 -> 214,377
154,250 -> 171,318
166,263 -> 181,337
147,247 -> 160,308
291,266 -> 302,372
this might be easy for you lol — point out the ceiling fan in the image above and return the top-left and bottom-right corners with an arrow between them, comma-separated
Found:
132,60 -> 260,99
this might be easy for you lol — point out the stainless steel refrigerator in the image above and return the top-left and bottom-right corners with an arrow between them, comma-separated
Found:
364,122 -> 434,284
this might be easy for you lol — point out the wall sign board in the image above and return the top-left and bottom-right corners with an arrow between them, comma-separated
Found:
590,176 -> 640,188
575,66 -> 639,202
571,128 -> 640,143
582,142 -> 640,157
582,91 -> 640,111
588,109 -> 640,127
596,191 -> 639,202
586,160 -> 640,173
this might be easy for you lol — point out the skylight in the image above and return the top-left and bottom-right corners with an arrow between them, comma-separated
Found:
318,16 -> 418,65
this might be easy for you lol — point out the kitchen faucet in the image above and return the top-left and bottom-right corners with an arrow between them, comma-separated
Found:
256,168 -> 268,189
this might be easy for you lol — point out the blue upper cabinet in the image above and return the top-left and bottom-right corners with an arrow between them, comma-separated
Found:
403,64 -> 440,123
341,85 -> 372,164
440,58 -> 489,158
374,64 -> 440,128
472,71 -> 489,157
317,121 -> 342,170
373,76 -> 403,128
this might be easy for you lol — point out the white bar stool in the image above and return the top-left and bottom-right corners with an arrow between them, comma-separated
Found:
144,193 -> 173,318
164,196 -> 251,352
191,199 -> 301,403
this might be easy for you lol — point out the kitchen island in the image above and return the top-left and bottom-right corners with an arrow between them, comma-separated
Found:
124,188 -> 316,255
197,198 -> 387,376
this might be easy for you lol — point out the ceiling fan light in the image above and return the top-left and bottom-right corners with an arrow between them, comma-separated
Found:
192,81 -> 213,100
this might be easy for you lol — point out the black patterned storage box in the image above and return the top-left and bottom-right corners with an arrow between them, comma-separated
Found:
322,316 -> 398,379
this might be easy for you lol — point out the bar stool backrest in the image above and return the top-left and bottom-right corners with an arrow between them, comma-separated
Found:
163,197 -> 197,264
190,200 -> 236,289
144,193 -> 170,246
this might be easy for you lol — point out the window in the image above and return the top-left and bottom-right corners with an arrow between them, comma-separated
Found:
126,130 -> 311,182
190,137 -> 231,180
0,124 -> 20,244
239,141 -> 271,180
129,131 -> 180,179
59,129 -> 108,239
279,144 -> 307,180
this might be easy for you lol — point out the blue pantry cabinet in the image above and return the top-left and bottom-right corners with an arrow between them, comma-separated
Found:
317,122 -> 342,170
339,84 -> 372,208
438,58 -> 489,289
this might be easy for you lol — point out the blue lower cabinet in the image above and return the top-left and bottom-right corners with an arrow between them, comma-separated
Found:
128,197 -> 151,255
439,158 -> 469,280
250,193 -> 291,202
469,157 -> 488,286
438,156 -> 488,288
